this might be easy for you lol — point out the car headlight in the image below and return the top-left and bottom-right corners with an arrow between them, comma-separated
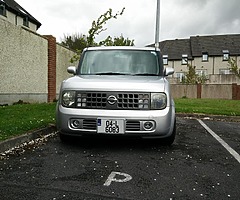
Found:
151,93 -> 167,110
62,91 -> 75,107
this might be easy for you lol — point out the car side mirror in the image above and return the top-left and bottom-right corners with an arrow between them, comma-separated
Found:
164,67 -> 174,76
67,66 -> 77,75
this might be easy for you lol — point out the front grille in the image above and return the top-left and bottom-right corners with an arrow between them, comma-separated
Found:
117,93 -> 149,109
76,92 -> 107,109
75,92 -> 150,110
126,120 -> 141,131
83,119 -> 96,130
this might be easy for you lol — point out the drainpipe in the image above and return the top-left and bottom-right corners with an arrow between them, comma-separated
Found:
212,57 -> 215,74
15,14 -> 18,25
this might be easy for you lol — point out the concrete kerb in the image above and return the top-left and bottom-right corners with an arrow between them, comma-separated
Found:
0,125 -> 56,153
176,113 -> 240,122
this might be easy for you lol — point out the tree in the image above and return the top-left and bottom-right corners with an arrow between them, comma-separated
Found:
60,8 -> 134,63
99,35 -> 134,46
61,33 -> 88,63
61,33 -> 88,51
228,58 -> 240,79
182,64 -> 207,84
87,8 -> 125,46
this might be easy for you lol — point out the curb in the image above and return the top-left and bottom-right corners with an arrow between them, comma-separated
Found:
176,113 -> 240,122
0,125 -> 56,153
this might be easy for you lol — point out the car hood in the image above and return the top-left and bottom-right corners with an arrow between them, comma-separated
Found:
61,75 -> 167,92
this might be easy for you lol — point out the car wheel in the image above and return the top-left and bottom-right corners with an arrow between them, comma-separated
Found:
163,118 -> 176,146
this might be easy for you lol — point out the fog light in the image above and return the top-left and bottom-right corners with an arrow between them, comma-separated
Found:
143,121 -> 154,130
71,119 -> 80,128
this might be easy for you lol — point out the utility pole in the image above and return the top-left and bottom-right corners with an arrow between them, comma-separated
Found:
155,0 -> 160,49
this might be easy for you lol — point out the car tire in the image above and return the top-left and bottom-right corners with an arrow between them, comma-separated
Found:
163,118 -> 176,146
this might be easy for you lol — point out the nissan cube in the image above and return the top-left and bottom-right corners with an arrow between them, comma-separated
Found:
56,46 -> 176,145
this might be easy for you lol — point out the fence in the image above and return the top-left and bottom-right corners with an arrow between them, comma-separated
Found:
171,83 -> 240,100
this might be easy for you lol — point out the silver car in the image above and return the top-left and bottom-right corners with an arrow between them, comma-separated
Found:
56,46 -> 176,145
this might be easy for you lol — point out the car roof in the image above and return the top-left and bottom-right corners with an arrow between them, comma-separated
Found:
84,46 -> 159,52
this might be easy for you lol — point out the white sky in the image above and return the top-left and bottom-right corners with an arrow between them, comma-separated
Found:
16,0 -> 240,47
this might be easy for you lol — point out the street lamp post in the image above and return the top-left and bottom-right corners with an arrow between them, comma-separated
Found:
155,0 -> 160,49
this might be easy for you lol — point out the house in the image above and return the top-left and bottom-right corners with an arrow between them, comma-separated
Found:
0,0 -> 41,31
149,34 -> 240,83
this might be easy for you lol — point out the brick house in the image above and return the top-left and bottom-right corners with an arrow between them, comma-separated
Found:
0,0 -> 41,31
150,34 -> 240,83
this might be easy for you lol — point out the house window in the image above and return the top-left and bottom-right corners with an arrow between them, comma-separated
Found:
202,52 -> 208,62
176,72 -> 185,82
0,3 -> 6,17
219,69 -> 232,75
196,69 -> 207,77
23,16 -> 29,27
222,50 -> 229,61
182,54 -> 188,65
163,55 -> 168,65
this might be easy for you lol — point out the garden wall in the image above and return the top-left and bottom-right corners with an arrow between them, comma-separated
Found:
0,18 -> 76,105
171,83 -> 240,100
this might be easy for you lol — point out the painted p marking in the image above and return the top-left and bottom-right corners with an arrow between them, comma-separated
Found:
104,171 -> 132,186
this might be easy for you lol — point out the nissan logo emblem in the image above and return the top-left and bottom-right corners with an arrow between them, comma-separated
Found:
107,95 -> 117,105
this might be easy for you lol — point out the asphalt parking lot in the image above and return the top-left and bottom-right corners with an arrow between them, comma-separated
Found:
0,117 -> 239,200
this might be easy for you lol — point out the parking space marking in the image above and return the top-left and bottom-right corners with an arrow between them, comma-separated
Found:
197,119 -> 240,164
103,171 -> 132,186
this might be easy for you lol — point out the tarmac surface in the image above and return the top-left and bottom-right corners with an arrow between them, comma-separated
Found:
0,115 -> 239,199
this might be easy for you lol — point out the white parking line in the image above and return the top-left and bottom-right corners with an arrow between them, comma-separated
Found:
197,119 -> 240,164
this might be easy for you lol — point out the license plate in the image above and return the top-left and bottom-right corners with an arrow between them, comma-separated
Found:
97,119 -> 125,134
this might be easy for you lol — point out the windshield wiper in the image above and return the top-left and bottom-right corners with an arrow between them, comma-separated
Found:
94,72 -> 159,76
133,73 -> 159,76
95,72 -> 128,75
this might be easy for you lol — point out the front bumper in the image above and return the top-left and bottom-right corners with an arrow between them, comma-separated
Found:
56,104 -> 175,139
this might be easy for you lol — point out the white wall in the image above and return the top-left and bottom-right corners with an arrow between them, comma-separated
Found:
56,44 -> 77,94
0,18 -> 48,104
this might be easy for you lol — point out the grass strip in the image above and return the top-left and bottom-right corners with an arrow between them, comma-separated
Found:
175,98 -> 240,116
0,103 -> 56,141
0,99 -> 239,141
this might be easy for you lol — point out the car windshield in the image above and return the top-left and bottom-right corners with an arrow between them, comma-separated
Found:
79,50 -> 160,75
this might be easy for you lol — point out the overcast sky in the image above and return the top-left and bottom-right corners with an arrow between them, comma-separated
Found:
16,0 -> 240,47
